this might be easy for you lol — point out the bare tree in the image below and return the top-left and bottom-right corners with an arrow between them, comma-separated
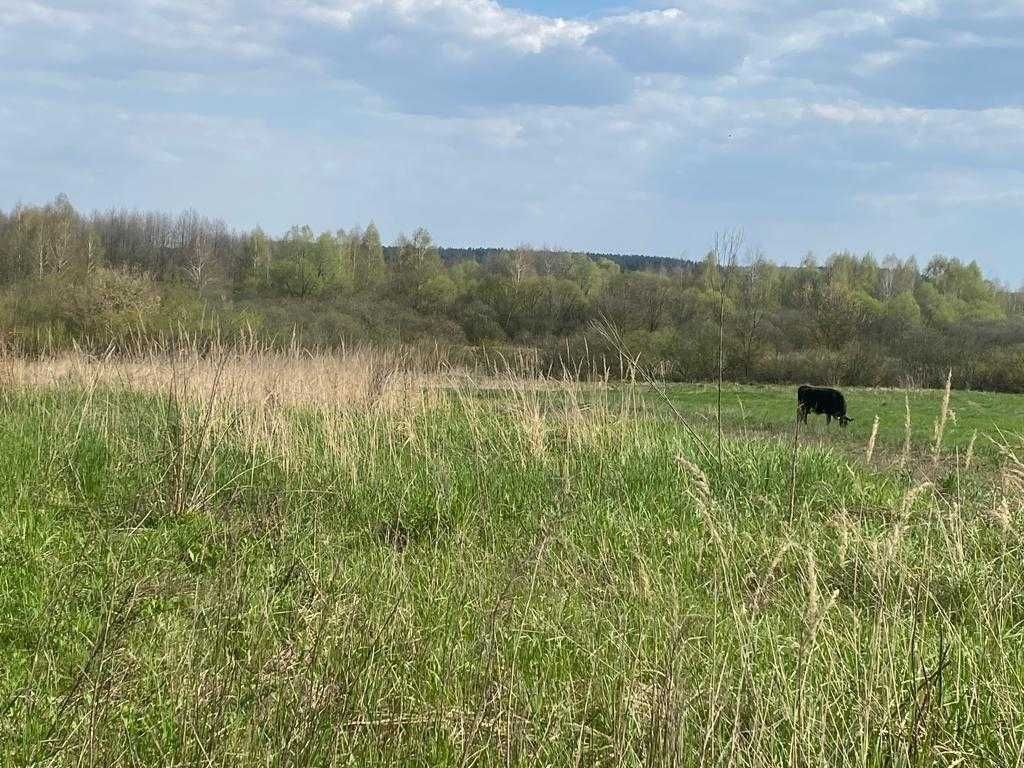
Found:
509,245 -> 534,287
186,231 -> 212,289
84,227 -> 104,274
735,248 -> 777,380
48,213 -> 74,274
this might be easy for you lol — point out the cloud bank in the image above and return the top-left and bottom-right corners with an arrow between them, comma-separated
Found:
1,0 -> 1022,281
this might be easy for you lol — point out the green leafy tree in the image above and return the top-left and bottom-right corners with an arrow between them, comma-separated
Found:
880,292 -> 922,338
355,222 -> 385,291
733,253 -> 779,380
391,228 -> 444,309
270,226 -> 339,298
243,228 -> 272,289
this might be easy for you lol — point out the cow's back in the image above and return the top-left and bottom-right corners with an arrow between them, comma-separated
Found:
798,385 -> 846,415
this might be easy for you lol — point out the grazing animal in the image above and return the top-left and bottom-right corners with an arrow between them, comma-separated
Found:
797,385 -> 852,427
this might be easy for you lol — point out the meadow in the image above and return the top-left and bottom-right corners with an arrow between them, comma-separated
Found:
658,382 -> 1017,461
1,349 -> 1023,766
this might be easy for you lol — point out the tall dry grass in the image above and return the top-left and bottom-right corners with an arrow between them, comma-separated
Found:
931,370 -> 953,466
1,344 -> 448,410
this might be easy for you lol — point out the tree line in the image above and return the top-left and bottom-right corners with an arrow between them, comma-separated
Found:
2,195 -> 1023,391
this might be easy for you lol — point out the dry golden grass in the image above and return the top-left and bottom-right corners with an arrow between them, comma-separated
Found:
2,345 -> 455,409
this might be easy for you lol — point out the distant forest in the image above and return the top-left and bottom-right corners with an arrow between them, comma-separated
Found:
3,195 -> 1024,391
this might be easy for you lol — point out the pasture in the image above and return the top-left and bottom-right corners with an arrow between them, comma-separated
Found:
1,351 -> 1023,766
657,382 -> 1020,460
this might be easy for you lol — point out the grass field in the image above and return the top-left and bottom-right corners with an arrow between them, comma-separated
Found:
2,351 -> 1023,766
657,382 -> 1021,460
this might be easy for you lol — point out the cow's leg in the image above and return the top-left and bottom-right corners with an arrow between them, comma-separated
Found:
827,414 -> 832,425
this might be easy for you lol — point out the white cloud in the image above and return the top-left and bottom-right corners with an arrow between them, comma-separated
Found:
2,0 -> 1024,279
0,0 -> 93,29
286,0 -> 593,53
856,169 -> 1024,210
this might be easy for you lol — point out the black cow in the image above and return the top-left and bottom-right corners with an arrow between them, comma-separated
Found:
797,385 -> 852,427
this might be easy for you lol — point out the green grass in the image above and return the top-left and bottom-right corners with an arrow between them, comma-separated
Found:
1,374 -> 1023,766
581,382 -> 1022,469
669,382 -> 1016,447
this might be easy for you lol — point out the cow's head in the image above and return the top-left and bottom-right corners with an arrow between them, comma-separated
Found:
839,415 -> 853,428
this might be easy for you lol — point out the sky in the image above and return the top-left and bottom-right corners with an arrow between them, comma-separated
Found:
1,1 -> 1023,284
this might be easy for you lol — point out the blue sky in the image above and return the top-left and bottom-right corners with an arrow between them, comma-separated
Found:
1,1 -> 1023,284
